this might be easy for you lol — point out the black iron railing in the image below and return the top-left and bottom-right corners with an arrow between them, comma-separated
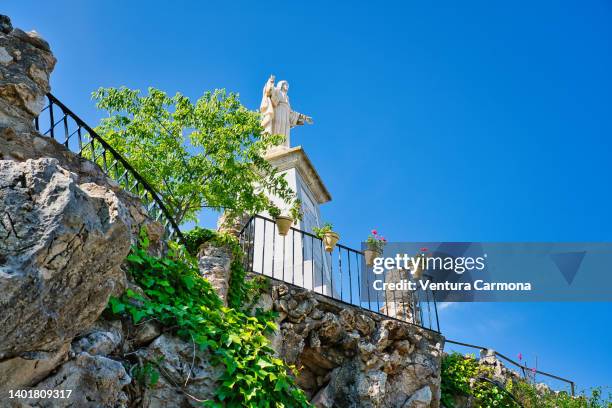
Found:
239,215 -> 440,332
34,93 -> 184,242
445,339 -> 575,396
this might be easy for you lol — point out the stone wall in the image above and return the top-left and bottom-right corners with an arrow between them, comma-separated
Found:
256,279 -> 445,408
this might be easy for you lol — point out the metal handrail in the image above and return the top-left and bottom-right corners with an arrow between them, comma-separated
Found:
445,339 -> 575,396
34,93 -> 184,243
476,377 -> 524,408
239,214 -> 441,333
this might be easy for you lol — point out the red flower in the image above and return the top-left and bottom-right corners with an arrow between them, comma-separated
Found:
381,237 -> 387,242
420,247 -> 428,252
371,229 -> 378,235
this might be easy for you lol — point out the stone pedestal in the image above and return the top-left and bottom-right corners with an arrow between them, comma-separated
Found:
251,146 -> 335,294
264,146 -> 331,231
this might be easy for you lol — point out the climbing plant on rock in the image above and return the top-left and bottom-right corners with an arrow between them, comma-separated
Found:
108,234 -> 310,407
92,86 -> 296,225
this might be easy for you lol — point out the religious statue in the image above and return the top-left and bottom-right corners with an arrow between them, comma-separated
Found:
260,75 -> 313,148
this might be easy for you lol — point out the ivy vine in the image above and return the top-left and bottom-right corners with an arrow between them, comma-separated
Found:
108,229 -> 310,407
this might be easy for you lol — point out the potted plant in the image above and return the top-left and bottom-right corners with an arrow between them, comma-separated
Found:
269,206 -> 292,236
269,199 -> 303,236
313,222 -> 339,252
364,229 -> 386,266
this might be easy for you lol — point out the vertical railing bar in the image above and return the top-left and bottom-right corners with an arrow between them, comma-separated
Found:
320,239 -> 324,296
376,267 -> 382,315
249,218 -> 255,273
291,229 -> 295,285
301,230 -> 305,288
102,148 -> 108,172
418,288 -> 424,325
271,222 -> 276,279
339,248 -> 344,301
77,126 -> 83,153
282,234 -> 286,282
90,137 -> 96,163
347,249 -> 352,304
261,219 -> 266,275
330,249 -> 334,299
365,252 -> 371,312
311,235 -> 315,292
62,114 -> 69,147
49,101 -> 55,139
427,288 -> 433,330
392,269 -> 398,319
356,251 -> 362,307
432,289 -> 440,332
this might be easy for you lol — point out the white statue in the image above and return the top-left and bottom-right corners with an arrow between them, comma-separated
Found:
260,75 -> 313,148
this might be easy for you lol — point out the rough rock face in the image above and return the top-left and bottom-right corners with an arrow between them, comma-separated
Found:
0,158 -> 131,385
137,334 -> 222,408
197,242 -> 233,306
0,15 -> 157,403
9,353 -> 132,408
265,281 -> 445,408
0,15 -> 55,131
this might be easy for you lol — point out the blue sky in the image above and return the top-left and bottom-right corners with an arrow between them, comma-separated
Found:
5,0 -> 611,392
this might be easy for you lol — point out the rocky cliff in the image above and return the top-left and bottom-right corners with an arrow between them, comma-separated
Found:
0,15 -> 163,406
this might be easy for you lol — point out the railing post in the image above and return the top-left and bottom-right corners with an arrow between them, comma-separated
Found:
48,101 -> 55,139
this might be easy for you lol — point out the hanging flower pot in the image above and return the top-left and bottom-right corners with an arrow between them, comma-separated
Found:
322,231 -> 340,252
364,247 -> 381,266
275,215 -> 293,236
313,223 -> 339,252
364,229 -> 386,266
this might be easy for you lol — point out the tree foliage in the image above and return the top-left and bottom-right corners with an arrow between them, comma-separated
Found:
92,87 -> 295,225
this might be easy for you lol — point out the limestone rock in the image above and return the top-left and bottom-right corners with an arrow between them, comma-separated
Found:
197,242 -> 233,305
132,321 -> 162,347
138,334 -> 222,407
0,16 -> 55,131
141,375 -> 187,408
0,158 -> 131,361
0,343 -> 70,392
404,386 -> 433,408
72,330 -> 123,356
12,352 -> 131,407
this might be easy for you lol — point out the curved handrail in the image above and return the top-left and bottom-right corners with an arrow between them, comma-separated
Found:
476,377 -> 524,408
34,93 -> 184,243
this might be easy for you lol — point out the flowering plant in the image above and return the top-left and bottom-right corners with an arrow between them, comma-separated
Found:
366,229 -> 387,253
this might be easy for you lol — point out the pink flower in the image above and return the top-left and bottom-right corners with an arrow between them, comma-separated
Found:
371,229 -> 378,235
518,353 -> 522,361
531,367 -> 537,375
381,237 -> 387,242
421,247 -> 428,252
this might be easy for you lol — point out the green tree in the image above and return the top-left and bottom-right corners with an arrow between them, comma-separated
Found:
92,87 -> 295,226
